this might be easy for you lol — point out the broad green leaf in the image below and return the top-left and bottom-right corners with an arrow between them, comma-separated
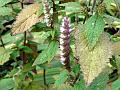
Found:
0,0 -> 12,7
10,50 -> 20,59
0,78 -> 15,90
19,46 -> 33,53
75,29 -> 112,85
61,2 -> 81,13
0,7 -> 12,16
112,78 -> 120,90
54,70 -> 68,86
89,68 -> 110,90
0,47 -> 11,65
85,13 -> 105,49
33,41 -> 58,65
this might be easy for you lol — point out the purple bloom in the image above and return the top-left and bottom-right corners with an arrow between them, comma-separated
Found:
59,17 -> 71,71
42,0 -> 52,27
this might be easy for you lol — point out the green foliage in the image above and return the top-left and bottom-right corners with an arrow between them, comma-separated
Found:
0,0 -> 12,7
88,68 -> 110,90
85,13 -> 105,49
54,70 -> 68,86
112,78 -> 120,90
0,78 -> 15,90
61,2 -> 81,13
0,7 -> 12,16
0,47 -> 11,65
33,41 -> 58,65
0,0 -> 120,90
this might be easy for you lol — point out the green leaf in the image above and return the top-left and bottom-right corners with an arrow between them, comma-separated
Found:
103,0 -> 115,15
61,2 -> 81,13
0,78 -> 15,90
112,78 -> 120,90
19,46 -> 33,53
0,0 -> 12,7
115,56 -> 120,74
0,7 -> 12,16
89,68 -> 110,90
104,0 -> 114,9
0,47 -> 11,65
85,13 -> 105,49
75,30 -> 112,85
54,70 -> 68,86
24,81 -> 45,90
33,41 -> 58,65
115,0 -> 120,4
10,50 -> 20,59
31,31 -> 51,44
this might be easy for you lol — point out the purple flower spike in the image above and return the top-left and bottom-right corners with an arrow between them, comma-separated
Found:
42,0 -> 52,27
59,17 -> 71,72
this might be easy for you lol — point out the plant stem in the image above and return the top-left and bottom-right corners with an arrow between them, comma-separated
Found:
51,0 -> 58,28
24,31 -> 27,45
43,69 -> 47,85
20,0 -> 27,64
0,29 -> 5,48
0,37 -> 5,48
91,0 -> 96,14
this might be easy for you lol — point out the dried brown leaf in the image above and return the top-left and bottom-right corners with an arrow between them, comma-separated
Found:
12,3 -> 41,35
112,42 -> 120,55
75,30 -> 112,86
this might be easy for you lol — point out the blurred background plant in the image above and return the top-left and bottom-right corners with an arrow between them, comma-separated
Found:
0,0 -> 120,90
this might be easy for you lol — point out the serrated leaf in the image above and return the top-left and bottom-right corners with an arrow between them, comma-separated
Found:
0,78 -> 15,90
33,41 -> 58,65
0,0 -> 12,7
76,30 -> 112,85
112,42 -> 120,56
0,47 -> 11,65
85,13 -> 105,49
89,68 -> 110,90
0,7 -> 12,16
12,3 -> 43,35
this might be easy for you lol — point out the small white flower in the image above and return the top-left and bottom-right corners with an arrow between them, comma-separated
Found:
60,34 -> 66,38
60,50 -> 65,56
60,45 -> 64,51
59,38 -> 64,44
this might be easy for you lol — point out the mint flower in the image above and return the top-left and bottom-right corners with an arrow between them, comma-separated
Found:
59,17 -> 71,71
42,0 -> 52,27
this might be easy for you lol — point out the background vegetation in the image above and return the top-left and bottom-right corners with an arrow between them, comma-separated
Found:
0,0 -> 120,90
